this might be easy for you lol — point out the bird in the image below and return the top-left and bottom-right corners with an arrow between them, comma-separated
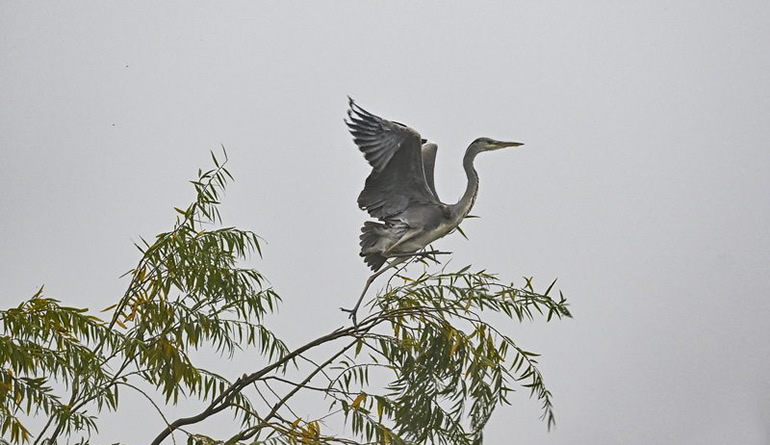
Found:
341,98 -> 524,322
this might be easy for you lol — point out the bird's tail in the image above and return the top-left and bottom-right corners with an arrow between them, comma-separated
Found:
359,221 -> 389,271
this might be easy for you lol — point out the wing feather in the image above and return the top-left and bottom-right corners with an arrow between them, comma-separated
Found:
421,141 -> 439,200
346,98 -> 439,220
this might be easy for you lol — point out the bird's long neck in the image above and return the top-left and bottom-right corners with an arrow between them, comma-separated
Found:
451,146 -> 481,221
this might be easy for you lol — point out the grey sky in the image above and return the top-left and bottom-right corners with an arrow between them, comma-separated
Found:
1,2 -> 769,444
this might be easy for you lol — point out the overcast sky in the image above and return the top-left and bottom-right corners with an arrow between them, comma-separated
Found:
1,2 -> 769,444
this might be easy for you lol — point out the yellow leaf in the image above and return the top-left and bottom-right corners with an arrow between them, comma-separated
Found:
450,339 -> 460,357
352,392 -> 367,409
101,303 -> 118,313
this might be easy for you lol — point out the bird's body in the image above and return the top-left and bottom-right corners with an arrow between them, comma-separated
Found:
342,98 -> 523,322
359,203 -> 450,268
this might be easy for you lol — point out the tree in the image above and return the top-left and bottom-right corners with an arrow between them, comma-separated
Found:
0,149 -> 571,445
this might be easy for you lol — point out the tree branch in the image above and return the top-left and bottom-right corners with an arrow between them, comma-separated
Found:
229,339 -> 357,442
149,319 -> 382,445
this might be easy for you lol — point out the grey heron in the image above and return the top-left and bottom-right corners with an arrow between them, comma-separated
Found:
342,98 -> 523,322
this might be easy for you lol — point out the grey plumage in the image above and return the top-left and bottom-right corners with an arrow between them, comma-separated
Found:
421,141 -> 439,200
342,98 -> 523,322
349,101 -> 437,221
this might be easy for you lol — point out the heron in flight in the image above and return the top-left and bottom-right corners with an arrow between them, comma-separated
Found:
341,98 -> 523,322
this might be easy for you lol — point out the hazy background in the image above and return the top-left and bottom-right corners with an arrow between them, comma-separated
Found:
1,2 -> 769,444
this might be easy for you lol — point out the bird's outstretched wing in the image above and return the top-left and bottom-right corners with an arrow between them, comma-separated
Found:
346,99 -> 439,220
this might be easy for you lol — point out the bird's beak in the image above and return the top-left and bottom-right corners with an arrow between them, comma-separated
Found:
491,140 -> 524,149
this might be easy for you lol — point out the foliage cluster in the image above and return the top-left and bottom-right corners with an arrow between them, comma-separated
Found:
0,150 -> 570,445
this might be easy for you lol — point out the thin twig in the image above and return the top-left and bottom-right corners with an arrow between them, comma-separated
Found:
115,381 -> 181,445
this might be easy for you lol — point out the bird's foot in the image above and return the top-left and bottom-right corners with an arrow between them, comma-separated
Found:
388,250 -> 452,258
339,306 -> 358,325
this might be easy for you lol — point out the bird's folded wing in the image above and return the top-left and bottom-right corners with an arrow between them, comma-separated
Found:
421,142 -> 439,200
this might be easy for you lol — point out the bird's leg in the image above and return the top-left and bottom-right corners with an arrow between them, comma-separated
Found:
387,250 -> 452,258
340,273 -> 380,325
341,256 -> 407,325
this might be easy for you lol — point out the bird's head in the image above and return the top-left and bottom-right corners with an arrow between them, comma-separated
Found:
471,137 -> 524,152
